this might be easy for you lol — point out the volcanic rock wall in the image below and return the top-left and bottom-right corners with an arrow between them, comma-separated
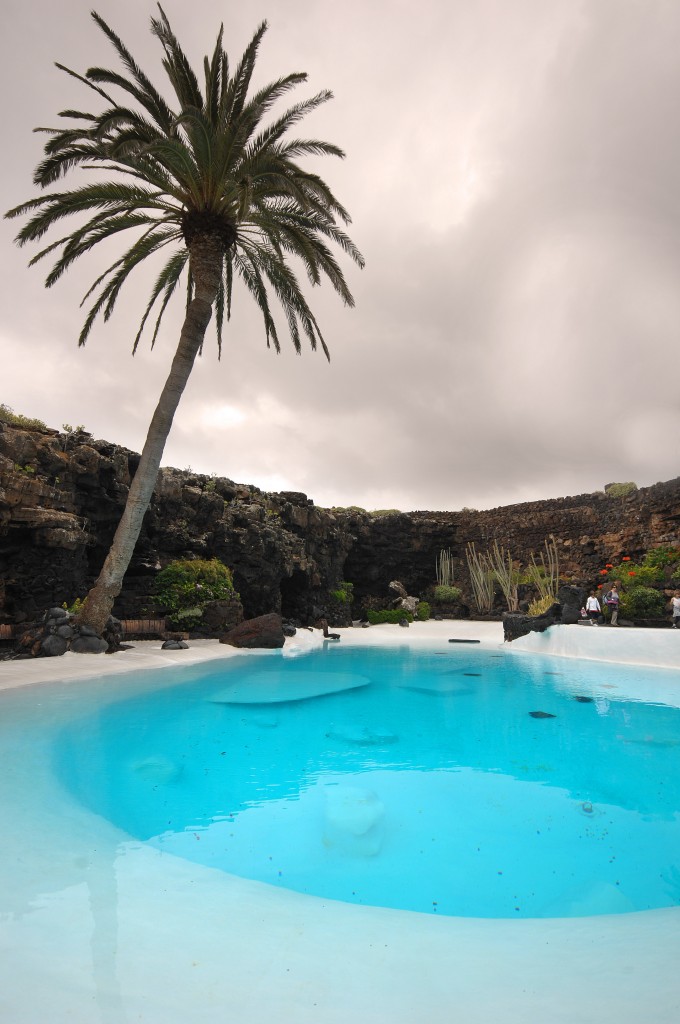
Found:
1,418 -> 678,627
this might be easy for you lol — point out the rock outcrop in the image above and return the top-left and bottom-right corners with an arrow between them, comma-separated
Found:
1,418 -> 679,637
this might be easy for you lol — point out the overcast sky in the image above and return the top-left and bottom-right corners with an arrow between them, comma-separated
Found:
2,0 -> 679,512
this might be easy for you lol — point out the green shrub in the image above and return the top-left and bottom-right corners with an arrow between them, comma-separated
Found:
607,562 -> 663,587
155,558 -> 238,618
0,404 -> 47,431
329,505 -> 367,514
369,509 -> 402,517
619,586 -> 665,619
367,608 -> 414,625
604,482 -> 638,499
415,601 -> 431,621
642,547 -> 680,570
433,584 -> 462,604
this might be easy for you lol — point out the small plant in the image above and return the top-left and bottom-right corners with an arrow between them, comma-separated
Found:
366,608 -> 414,625
433,584 -> 462,603
0,404 -> 48,431
369,509 -> 402,517
155,559 -> 239,624
13,462 -> 36,475
331,581 -> 354,605
415,601 -> 431,621
62,422 -> 86,434
62,597 -> 85,615
527,594 -> 555,616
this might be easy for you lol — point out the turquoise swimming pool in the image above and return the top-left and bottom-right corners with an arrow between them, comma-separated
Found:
2,625 -> 680,1024
50,644 -> 680,919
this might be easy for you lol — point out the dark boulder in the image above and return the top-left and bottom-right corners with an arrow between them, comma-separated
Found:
557,585 -> 586,624
45,607 -> 69,621
41,634 -> 68,657
71,635 -> 108,654
220,612 -> 285,649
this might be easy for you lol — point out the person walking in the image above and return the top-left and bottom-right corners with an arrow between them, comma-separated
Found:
605,583 -> 620,626
585,590 -> 601,624
671,591 -> 680,628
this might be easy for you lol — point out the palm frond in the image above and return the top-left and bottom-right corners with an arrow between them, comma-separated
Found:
89,11 -> 174,131
6,5 -> 362,361
224,22 -> 268,123
151,6 -> 203,111
54,62 -> 114,105
133,248 -> 188,352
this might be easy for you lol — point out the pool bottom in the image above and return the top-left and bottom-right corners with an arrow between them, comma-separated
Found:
53,642 -> 680,921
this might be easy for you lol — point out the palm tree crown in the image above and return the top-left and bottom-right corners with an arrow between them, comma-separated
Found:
5,7 -> 363,637
7,6 -> 363,358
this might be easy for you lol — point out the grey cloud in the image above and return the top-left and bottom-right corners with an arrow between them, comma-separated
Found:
2,0 -> 679,512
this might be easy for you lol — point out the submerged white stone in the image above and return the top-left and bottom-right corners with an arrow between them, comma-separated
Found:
211,669 -> 370,704
131,755 -> 183,784
326,724 -> 398,745
323,785 -> 385,855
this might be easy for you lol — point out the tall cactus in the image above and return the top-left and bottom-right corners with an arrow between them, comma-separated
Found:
488,540 -> 520,612
436,548 -> 455,587
465,543 -> 495,614
524,535 -> 560,601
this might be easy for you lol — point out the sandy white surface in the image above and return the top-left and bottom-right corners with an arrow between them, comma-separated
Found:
1,621 -> 679,1024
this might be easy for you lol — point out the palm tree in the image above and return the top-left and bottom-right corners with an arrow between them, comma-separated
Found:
6,7 -> 363,636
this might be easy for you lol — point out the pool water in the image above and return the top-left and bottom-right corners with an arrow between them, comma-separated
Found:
53,644 -> 680,919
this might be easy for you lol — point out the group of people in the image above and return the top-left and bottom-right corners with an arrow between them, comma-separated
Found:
584,585 -> 680,627
585,584 -> 620,625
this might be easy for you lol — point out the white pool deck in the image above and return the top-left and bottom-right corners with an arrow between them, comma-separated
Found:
0,621 -> 679,1024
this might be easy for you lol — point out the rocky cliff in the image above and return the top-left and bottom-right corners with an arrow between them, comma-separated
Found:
1,418 -> 678,629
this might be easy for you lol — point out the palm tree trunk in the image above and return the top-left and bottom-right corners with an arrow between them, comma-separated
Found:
78,239 -> 223,635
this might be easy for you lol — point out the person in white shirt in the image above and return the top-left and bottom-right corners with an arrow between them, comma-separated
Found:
585,590 -> 601,624
671,591 -> 680,628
